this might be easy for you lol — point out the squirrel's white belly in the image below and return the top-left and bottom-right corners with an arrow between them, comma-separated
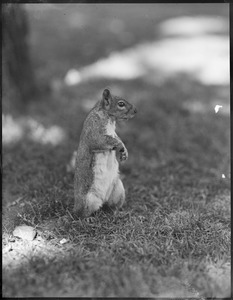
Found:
92,150 -> 119,202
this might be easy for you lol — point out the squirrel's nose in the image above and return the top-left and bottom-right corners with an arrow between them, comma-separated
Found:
134,107 -> 137,113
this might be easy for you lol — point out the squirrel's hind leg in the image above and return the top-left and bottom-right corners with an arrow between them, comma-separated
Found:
107,178 -> 125,208
73,193 -> 102,217
85,192 -> 103,216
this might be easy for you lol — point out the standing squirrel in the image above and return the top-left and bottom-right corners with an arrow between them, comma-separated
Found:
74,88 -> 137,217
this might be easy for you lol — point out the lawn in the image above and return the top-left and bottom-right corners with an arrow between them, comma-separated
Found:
2,3 -> 230,298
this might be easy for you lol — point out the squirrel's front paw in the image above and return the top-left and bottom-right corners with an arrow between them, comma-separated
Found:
119,147 -> 128,161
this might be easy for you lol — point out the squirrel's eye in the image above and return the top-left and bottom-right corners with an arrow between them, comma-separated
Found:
118,101 -> 125,107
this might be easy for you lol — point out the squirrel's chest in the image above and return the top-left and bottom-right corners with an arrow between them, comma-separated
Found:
93,151 -> 119,181
92,150 -> 119,201
105,120 -> 116,137
90,119 -> 119,199
93,120 -> 118,178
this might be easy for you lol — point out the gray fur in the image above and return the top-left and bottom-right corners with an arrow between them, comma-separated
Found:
74,89 -> 137,217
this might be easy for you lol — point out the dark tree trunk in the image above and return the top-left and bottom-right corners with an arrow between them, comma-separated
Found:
2,4 -> 38,104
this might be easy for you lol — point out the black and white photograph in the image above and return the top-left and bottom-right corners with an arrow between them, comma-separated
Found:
2,2 -> 230,298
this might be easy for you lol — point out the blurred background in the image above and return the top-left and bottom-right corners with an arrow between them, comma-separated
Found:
2,3 -> 229,140
2,3 -> 229,144
2,4 -> 230,297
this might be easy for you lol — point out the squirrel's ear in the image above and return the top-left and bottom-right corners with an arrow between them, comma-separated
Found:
102,88 -> 112,109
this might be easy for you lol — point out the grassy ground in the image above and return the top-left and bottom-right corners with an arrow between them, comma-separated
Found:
2,4 -> 230,298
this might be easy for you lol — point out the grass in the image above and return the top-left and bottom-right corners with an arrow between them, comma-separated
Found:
2,3 -> 230,298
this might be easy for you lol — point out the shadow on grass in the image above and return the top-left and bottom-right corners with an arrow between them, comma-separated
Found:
3,205 -> 231,297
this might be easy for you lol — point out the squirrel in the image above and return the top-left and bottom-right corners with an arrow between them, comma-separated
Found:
73,88 -> 137,217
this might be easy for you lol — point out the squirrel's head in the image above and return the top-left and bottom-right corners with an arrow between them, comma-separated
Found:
101,88 -> 137,120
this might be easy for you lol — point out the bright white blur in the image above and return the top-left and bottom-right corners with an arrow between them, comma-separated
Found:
64,15 -> 229,86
